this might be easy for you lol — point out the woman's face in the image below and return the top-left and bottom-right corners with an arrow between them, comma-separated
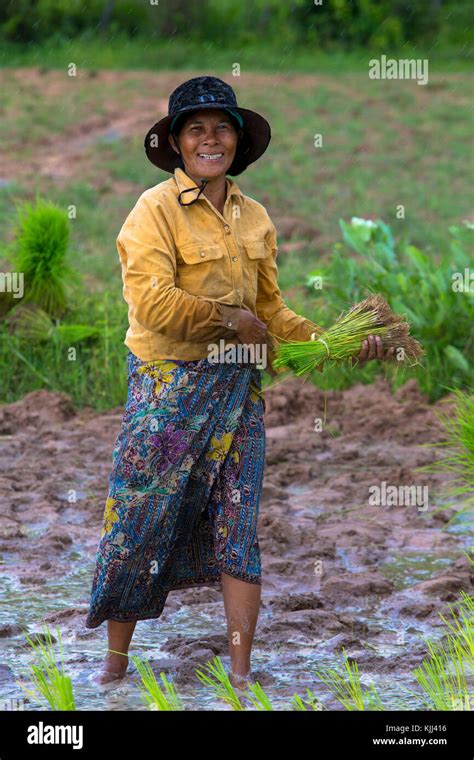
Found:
168,108 -> 239,180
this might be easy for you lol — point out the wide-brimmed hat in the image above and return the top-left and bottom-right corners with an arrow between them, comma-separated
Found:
144,75 -> 271,176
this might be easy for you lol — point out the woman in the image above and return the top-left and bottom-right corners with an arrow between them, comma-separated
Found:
86,76 -> 393,689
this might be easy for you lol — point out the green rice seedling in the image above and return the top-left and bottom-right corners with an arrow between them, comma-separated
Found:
273,293 -> 424,377
417,389 -> 474,521
15,624 -> 75,710
411,635 -> 471,711
10,197 -> 79,317
405,592 -> 473,710
313,648 -> 386,711
245,680 -> 274,710
291,688 -> 323,711
130,655 -> 183,711
194,656 -> 246,710
437,592 -> 474,663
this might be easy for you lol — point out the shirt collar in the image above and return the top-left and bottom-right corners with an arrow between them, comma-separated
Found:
173,167 -> 242,203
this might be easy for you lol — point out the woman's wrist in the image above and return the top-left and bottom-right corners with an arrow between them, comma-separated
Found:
215,303 -> 242,332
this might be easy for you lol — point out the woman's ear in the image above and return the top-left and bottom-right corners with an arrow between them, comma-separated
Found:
168,133 -> 179,154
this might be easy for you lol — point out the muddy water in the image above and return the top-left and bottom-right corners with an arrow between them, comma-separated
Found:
0,377 -> 473,710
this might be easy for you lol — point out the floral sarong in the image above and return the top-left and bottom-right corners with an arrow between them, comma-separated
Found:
85,349 -> 266,628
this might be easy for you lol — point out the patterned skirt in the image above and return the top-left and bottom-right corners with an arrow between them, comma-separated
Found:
85,350 -> 266,629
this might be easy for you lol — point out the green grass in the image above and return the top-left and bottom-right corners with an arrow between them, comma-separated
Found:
431,389 -> 474,501
0,36 -> 471,73
0,289 -> 128,409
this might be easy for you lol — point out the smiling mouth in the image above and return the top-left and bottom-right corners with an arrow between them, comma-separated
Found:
198,153 -> 224,161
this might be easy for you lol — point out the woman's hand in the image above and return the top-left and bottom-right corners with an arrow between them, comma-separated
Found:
235,309 -> 276,373
236,309 -> 274,350
351,334 -> 396,367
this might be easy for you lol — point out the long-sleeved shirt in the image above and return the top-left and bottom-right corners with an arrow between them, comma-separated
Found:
117,166 -> 323,374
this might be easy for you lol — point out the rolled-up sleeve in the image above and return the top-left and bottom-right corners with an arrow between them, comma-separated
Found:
118,196 -> 241,343
256,218 -> 324,342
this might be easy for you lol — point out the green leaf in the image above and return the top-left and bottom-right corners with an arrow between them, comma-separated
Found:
444,345 -> 470,375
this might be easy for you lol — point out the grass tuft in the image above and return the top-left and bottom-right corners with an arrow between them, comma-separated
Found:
313,647 -> 386,711
15,624 -> 76,711
130,655 -> 183,711
194,656 -> 248,710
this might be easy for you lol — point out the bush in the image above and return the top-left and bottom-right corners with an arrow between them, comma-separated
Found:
0,0 -> 450,47
0,0 -> 151,43
306,218 -> 473,402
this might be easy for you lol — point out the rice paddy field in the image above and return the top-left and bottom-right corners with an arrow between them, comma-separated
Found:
0,34 -> 472,729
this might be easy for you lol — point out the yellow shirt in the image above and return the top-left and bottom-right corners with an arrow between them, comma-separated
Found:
117,167 -> 323,374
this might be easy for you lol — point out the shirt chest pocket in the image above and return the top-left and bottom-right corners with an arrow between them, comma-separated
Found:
242,240 -> 269,261
240,240 -> 271,294
176,243 -> 225,297
239,238 -> 271,300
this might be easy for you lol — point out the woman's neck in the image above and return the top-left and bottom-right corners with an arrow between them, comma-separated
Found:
185,170 -> 227,215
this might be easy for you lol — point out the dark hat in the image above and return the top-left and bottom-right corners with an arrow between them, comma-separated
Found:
144,75 -> 271,177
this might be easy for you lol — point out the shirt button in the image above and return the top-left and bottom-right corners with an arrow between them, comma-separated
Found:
224,225 -> 230,233
200,251 -> 205,257
232,256 -> 238,262
227,321 -> 233,327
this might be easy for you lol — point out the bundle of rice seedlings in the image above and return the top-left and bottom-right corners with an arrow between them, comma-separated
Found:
6,304 -> 103,344
272,294 -> 424,376
11,197 -> 79,318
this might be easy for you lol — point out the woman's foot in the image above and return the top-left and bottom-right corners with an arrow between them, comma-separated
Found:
91,653 -> 129,685
229,669 -> 252,691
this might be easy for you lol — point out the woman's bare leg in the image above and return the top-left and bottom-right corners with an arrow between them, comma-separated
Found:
221,572 -> 261,687
92,620 -> 137,685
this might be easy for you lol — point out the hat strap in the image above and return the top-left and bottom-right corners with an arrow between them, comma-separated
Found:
178,177 -> 209,206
